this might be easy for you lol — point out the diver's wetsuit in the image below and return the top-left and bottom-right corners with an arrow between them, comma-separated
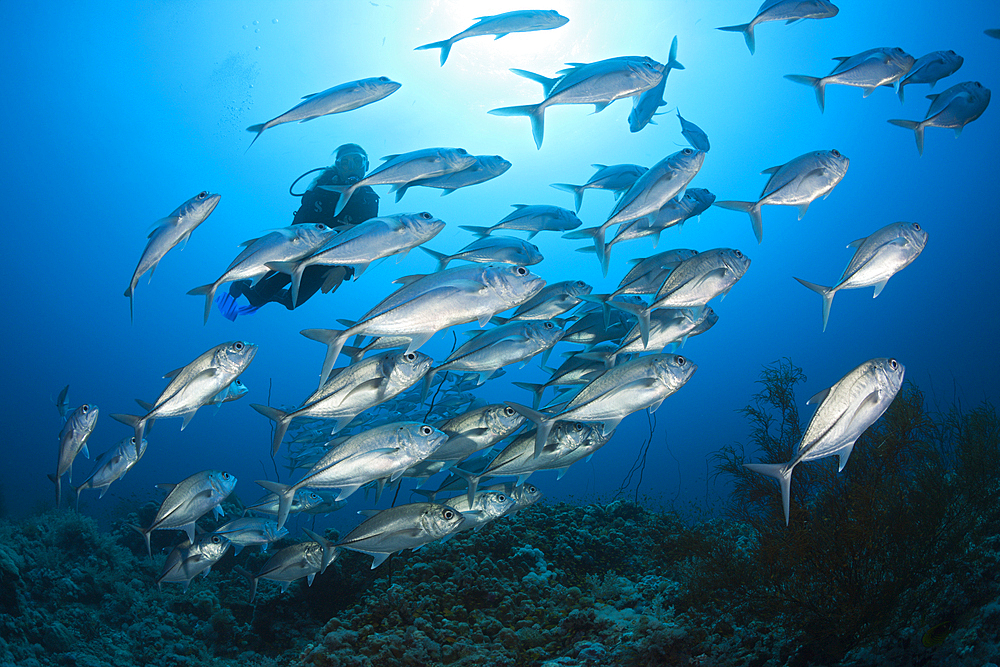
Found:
229,172 -> 379,310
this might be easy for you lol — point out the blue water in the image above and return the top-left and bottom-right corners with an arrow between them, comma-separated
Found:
3,1 -> 997,537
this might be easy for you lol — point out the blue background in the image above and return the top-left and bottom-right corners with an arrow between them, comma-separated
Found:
2,1 -> 997,536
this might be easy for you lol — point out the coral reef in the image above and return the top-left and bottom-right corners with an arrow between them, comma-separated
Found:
2,363 -> 998,666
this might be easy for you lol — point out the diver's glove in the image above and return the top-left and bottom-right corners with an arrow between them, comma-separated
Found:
214,293 -> 242,322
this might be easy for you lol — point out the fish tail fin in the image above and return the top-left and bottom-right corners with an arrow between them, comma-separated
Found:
186,282 -> 219,325
300,328 -> 348,387
250,404 -> 292,456
328,184 -> 358,217
420,247 -> 451,272
414,38 -> 455,67
421,368 -> 439,403
266,260 -> 307,309
714,200 -> 764,244
512,381 -> 546,409
784,74 -> 825,112
744,461 -> 795,526
449,467 -> 481,510
255,479 -> 297,532
127,522 -> 154,560
245,123 -> 267,153
718,22 -> 754,55
458,225 -> 492,238
793,277 -> 836,332
550,183 -> 585,213
233,565 -> 258,603
897,82 -> 906,103
488,103 -> 546,150
123,283 -> 135,323
110,413 -> 146,448
667,35 -> 684,71
505,402 -> 553,459
887,119 -> 924,156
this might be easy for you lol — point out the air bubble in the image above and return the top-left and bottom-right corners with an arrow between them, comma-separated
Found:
272,18 -> 278,24
253,20 -> 259,25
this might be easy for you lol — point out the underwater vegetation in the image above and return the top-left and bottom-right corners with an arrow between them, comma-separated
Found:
2,361 -> 998,667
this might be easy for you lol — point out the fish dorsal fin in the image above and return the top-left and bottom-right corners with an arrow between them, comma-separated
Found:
831,56 -> 850,63
301,92 -> 320,99
846,236 -> 867,249
381,154 -> 401,162
761,165 -> 782,175
511,204 -> 529,210
357,509 -> 381,518
806,386 -> 832,406
155,483 -> 176,493
393,273 -> 428,286
163,367 -> 184,379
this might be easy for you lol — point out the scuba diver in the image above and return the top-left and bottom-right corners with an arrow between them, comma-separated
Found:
216,143 -> 379,320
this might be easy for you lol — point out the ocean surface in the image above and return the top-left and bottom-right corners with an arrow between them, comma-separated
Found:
1,3 -> 999,662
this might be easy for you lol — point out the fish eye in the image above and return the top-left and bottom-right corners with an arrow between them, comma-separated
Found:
889,359 -> 898,370
236,380 -> 244,386
443,509 -> 455,520
676,356 -> 686,365
733,250 -> 744,258
420,212 -> 432,219
498,494 -> 507,502
220,472 -> 232,480
831,149 -> 841,157
316,224 -> 328,230
234,342 -> 244,351
421,425 -> 433,435
575,281 -> 585,288
130,437 -> 137,444
544,321 -> 554,329
212,535 -> 222,544
527,485 -> 536,493
504,406 -> 516,416
404,352 -> 416,361
197,191 -> 208,199
81,405 -> 89,413
379,76 -> 389,81
457,148 -> 469,154
913,223 -> 921,231
682,148 -> 693,155
516,266 -> 527,276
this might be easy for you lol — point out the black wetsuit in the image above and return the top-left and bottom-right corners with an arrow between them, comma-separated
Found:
231,171 -> 379,310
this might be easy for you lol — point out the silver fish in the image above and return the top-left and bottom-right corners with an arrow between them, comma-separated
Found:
52,404 -> 99,507
325,147 -> 478,217
244,489 -> 325,518
251,350 -> 432,455
490,58 -> 663,149
513,353 -> 605,409
125,191 -> 221,322
888,81 -> 991,155
132,469 -> 237,558
267,213 -> 447,307
613,249 -> 700,298
676,109 -> 711,152
444,491 -> 515,532
208,379 -> 249,409
156,533 -> 231,591
425,320 -> 564,389
745,358 -> 905,525
234,528 -> 338,602
481,482 -> 543,516
212,517 -> 289,555
335,502 -> 465,568
718,0 -> 840,55
786,47 -> 915,112
188,222 -> 338,323
301,263 -> 545,387
896,50 -> 964,103
245,76 -> 401,149
715,149 -> 849,243
509,353 -> 697,458
257,422 -> 447,530
507,280 -> 592,321
551,163 -> 648,213
422,236 -> 543,271
629,37 -> 685,133
456,421 -> 593,505
73,435 -> 147,510
431,404 -> 527,462
795,221 -> 928,331
460,204 -> 582,238
415,9 -> 569,67
597,307 -> 714,366
391,154 -> 512,201
607,248 -> 750,347
111,341 -> 257,445
586,148 -> 705,276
